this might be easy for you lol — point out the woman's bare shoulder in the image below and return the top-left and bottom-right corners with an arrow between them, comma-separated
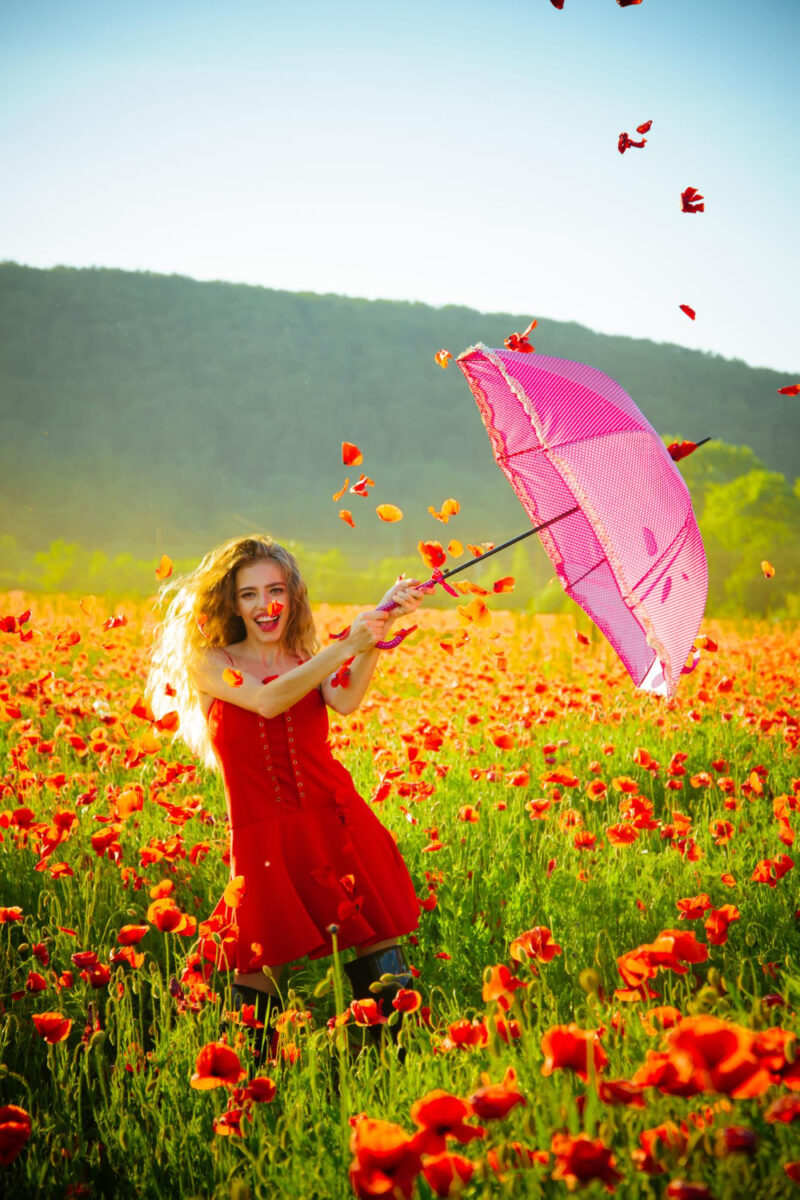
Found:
191,645 -> 232,689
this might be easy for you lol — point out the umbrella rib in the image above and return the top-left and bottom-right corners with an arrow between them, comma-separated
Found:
566,557 -> 607,591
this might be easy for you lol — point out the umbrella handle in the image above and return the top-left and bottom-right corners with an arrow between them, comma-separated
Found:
332,569 -> 456,655
373,568 -> 457,648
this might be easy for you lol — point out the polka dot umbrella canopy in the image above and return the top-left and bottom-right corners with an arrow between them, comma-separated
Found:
455,344 -> 708,697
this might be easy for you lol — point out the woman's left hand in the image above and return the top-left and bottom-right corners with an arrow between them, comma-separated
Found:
378,577 -> 428,618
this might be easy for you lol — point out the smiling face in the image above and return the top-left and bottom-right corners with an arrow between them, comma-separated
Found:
233,558 -> 289,648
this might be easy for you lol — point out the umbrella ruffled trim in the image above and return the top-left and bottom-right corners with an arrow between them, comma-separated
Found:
456,343 -> 675,694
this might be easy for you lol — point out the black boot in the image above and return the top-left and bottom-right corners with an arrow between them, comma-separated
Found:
231,983 -> 282,1063
344,944 -> 412,1051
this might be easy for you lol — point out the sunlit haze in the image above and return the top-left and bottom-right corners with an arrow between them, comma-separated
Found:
2,0 -> 798,371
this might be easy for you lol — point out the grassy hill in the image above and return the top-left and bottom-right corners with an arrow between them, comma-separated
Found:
1,261 -> 797,573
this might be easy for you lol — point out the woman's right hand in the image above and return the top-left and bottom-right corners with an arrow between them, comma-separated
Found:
345,610 -> 390,654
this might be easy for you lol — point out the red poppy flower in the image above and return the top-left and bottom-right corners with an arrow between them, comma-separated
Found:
666,1016 -> 774,1098
597,1079 -> 646,1107
716,1125 -> 758,1156
117,924 -> 149,945
392,988 -> 422,1014
420,1152 -> 474,1197
765,1095 -> 800,1124
541,1024 -> 608,1081
665,1183 -> 713,1200
410,1091 -> 483,1155
551,1132 -> 622,1191
607,823 -> 638,845
0,1105 -> 32,1166
245,1076 -> 277,1103
632,1050 -> 697,1097
82,963 -> 111,988
350,998 -> 387,1027
510,926 -> 562,963
482,964 -> 527,1011
31,1011 -> 73,1044
443,1018 -> 489,1050
190,1041 -> 245,1090
632,1121 -> 689,1174
348,1116 -> 423,1200
468,1067 -> 526,1120
703,904 -> 740,946
676,894 -> 712,920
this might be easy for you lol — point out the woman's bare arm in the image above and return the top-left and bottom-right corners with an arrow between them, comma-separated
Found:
322,580 -> 427,715
192,614 -> 388,719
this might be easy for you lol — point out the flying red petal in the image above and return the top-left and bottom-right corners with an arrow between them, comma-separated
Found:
376,504 -> 403,523
349,473 -> 376,498
618,132 -> 646,154
504,320 -> 537,354
342,442 -> 363,466
681,186 -> 705,214
636,120 -> 652,134
667,441 -> 697,462
777,384 -> 800,396
679,305 -> 696,321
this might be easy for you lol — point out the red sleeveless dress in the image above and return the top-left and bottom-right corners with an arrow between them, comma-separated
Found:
199,674 -> 419,971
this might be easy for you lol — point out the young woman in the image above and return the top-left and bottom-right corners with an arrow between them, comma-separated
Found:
146,534 -> 426,1046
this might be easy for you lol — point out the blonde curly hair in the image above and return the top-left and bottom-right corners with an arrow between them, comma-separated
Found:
146,535 -> 318,770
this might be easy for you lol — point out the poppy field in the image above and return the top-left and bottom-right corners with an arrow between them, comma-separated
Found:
1,594 -> 799,1199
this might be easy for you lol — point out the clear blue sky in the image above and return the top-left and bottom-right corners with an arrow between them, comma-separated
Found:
2,0 -> 798,372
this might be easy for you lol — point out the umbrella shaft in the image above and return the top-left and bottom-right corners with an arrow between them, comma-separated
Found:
441,505 -> 580,581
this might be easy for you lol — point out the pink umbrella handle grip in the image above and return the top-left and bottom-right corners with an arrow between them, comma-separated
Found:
330,571 -> 452,649
376,625 -> 418,650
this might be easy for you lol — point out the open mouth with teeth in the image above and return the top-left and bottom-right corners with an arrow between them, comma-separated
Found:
254,602 -> 284,633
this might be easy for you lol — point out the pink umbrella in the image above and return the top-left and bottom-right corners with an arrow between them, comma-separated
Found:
453,343 -> 708,698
